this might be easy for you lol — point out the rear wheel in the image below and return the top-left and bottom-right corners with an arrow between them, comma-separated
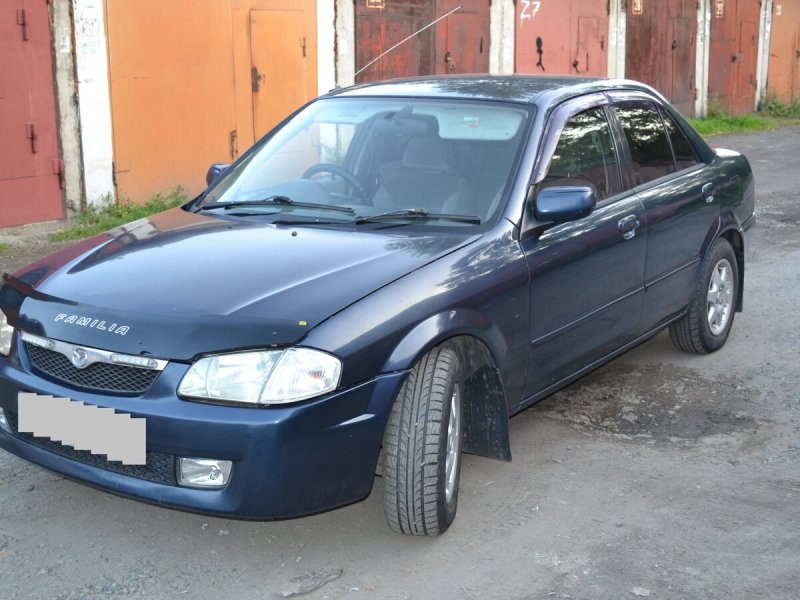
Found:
381,345 -> 464,536
670,238 -> 739,354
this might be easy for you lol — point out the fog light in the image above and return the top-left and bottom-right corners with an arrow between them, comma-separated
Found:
0,408 -> 11,434
177,457 -> 232,488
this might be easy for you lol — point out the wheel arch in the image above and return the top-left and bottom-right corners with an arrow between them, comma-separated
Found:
700,215 -> 745,313
719,226 -> 745,312
382,311 -> 512,462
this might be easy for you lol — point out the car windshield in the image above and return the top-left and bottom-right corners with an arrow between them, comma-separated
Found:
200,97 -> 532,228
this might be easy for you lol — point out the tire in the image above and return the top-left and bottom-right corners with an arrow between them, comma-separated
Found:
381,345 -> 464,536
669,238 -> 739,354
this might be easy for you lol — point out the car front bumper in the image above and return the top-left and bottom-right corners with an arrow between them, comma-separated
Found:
0,354 -> 405,519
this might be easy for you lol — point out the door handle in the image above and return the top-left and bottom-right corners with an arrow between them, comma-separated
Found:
618,215 -> 640,240
702,182 -> 715,203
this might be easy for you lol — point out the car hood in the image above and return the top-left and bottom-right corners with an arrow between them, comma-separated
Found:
3,209 -> 480,360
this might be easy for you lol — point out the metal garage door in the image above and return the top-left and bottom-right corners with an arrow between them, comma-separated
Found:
355,0 -> 489,83
0,0 -> 63,227
515,0 -> 609,77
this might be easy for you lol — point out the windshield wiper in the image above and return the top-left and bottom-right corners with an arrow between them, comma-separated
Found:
355,208 -> 481,225
199,196 -> 355,214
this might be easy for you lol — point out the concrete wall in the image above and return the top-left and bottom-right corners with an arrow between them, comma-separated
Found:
334,0 -> 355,87
755,0 -> 774,108
72,0 -> 115,206
490,0 -> 515,75
607,0 -> 626,78
317,0 -> 337,94
50,1 -> 84,214
695,0 -> 712,117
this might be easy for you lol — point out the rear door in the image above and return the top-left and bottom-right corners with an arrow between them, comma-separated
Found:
607,93 -> 719,332
520,95 -> 646,399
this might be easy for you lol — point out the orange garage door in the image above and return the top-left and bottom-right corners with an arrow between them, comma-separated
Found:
104,0 -> 317,204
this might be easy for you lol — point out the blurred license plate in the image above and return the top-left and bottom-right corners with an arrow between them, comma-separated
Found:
17,392 -> 146,465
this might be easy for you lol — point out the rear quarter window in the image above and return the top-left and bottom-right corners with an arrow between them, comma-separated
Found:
661,110 -> 700,171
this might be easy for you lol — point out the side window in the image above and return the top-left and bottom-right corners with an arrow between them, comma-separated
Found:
661,110 -> 700,171
613,102 -> 675,185
543,107 -> 622,201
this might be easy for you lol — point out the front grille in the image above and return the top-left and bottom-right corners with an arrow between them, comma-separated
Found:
5,410 -> 176,486
26,343 -> 160,395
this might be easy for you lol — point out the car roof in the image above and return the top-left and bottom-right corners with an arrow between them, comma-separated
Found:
326,75 -> 661,106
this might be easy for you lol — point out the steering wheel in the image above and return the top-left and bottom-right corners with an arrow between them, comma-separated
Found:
302,163 -> 369,201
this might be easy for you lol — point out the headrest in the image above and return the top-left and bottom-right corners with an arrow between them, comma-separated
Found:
402,137 -> 453,172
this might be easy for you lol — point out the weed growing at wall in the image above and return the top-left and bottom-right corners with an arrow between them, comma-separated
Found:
51,186 -> 189,241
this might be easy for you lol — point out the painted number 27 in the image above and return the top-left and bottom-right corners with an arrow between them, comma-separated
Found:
520,0 -> 542,25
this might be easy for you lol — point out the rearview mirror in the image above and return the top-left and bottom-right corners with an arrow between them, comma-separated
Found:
205,163 -> 230,186
534,186 -> 596,223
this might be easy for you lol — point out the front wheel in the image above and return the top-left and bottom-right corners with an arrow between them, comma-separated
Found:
670,238 -> 739,354
381,345 -> 464,536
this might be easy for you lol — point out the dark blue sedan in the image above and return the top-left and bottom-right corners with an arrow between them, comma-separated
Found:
0,76 -> 754,535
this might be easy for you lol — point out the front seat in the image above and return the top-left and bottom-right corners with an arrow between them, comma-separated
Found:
372,136 -> 471,214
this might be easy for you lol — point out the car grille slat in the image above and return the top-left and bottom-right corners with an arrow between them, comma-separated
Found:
25,343 -> 160,395
4,410 -> 176,486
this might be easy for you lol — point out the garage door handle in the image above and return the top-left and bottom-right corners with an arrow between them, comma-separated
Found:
618,215 -> 640,240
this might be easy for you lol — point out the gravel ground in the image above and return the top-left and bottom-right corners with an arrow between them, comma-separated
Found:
0,220 -> 75,275
1,126 -> 798,599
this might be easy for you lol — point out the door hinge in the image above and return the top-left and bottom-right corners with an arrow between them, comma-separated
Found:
301,37 -> 307,58
16,9 -> 28,41
112,161 -> 117,187
229,130 -> 238,160
53,159 -> 66,190
25,123 -> 37,153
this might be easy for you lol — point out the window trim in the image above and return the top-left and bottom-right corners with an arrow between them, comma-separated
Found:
532,94 -> 634,208
530,93 -> 612,186
604,89 -> 713,187
658,105 -> 702,174
610,99 -> 679,187
521,94 -> 636,237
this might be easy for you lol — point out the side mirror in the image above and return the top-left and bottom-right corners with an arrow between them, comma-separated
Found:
205,163 -> 230,186
534,185 -> 596,223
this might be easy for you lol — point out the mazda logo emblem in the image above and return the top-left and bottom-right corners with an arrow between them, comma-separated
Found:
71,347 -> 89,369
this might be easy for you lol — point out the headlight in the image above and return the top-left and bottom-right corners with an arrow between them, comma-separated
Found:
178,348 -> 341,406
0,310 -> 14,356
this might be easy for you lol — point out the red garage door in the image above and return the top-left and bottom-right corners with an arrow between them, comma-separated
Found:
0,0 -> 63,227
355,0 -> 489,83
515,0 -> 609,77
626,0 -> 698,117
708,0 -> 760,114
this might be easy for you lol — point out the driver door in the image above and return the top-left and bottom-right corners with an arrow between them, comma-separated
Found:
520,98 -> 647,401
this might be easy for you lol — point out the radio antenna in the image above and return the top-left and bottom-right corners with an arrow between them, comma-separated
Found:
354,5 -> 463,79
